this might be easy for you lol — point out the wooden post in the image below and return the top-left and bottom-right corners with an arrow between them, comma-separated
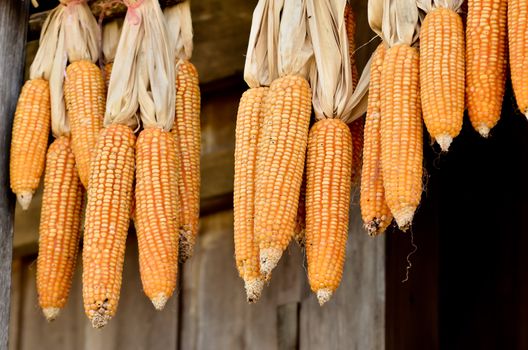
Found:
0,0 -> 30,348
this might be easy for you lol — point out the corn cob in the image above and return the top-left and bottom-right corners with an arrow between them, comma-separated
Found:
293,171 -> 306,247
135,127 -> 179,310
508,0 -> 528,118
360,44 -> 392,235
306,118 -> 352,305
10,78 -> 51,210
420,7 -> 465,151
344,2 -> 359,89
82,124 -> 135,328
104,62 -> 113,92
466,0 -> 507,137
380,44 -> 422,230
64,59 -> 106,187
255,74 -> 312,275
172,60 -> 201,262
37,136 -> 84,321
349,117 -> 364,185
234,87 -> 268,302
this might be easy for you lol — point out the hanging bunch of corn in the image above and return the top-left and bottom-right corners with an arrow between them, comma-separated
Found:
61,0 -> 104,188
35,5 -> 84,322
254,0 -> 313,277
379,0 -> 423,230
9,6 -> 65,210
164,1 -> 201,262
102,20 -> 122,90
306,0 -> 371,305
233,0 -> 281,302
466,0 -> 507,137
508,0 -> 528,118
134,1 -> 177,311
417,0 -> 465,151
82,0 -> 145,328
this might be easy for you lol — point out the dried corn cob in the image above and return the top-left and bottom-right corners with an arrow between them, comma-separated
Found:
466,0 -> 507,137
172,60 -> 201,262
360,44 -> 392,235
234,87 -> 268,302
380,44 -> 422,230
420,6 -> 465,151
10,78 -> 51,210
37,136 -> 84,321
64,60 -> 105,187
255,75 -> 311,276
306,118 -> 352,305
508,0 -> 528,118
345,2 -> 359,89
293,170 -> 306,247
135,127 -> 179,310
104,62 -> 113,91
349,117 -> 364,185
83,124 -> 135,328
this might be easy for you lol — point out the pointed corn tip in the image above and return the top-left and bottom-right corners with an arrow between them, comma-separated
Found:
245,279 -> 265,303
393,207 -> 416,231
17,192 -> 33,210
477,125 -> 490,138
316,289 -> 333,306
435,134 -> 452,152
91,311 -> 110,329
259,248 -> 282,276
151,294 -> 169,311
42,307 -> 60,322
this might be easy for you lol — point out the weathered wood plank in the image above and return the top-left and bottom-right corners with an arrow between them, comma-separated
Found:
8,260 -> 22,350
299,206 -> 385,350
0,0 -> 30,348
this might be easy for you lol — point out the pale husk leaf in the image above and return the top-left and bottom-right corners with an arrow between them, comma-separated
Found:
105,7 -> 144,127
243,0 -> 282,88
382,0 -> 420,47
49,23 -> 70,137
164,1 -> 193,61
30,5 -> 65,80
368,0 -> 385,39
342,55 -> 373,123
278,0 -> 313,78
103,19 -> 123,64
63,2 -> 100,63
136,0 -> 176,130
417,0 -> 464,12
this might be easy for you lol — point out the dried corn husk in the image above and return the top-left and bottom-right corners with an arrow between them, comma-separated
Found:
103,20 -> 123,64
416,0 -> 464,12
164,2 -> 193,62
61,1 -> 100,63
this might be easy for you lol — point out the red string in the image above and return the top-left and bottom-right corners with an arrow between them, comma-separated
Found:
124,0 -> 145,25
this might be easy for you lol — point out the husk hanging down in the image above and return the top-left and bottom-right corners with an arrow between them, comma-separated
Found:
103,20 -> 123,65
244,0 -> 283,88
164,2 -> 193,63
61,1 -> 100,63
416,0 -> 464,12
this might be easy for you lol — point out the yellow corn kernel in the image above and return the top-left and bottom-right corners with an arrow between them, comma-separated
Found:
234,87 -> 268,302
104,62 -> 113,92
360,44 -> 393,235
135,127 -> 179,310
306,118 -> 352,305
420,7 -> 465,151
64,60 -> 106,187
82,124 -> 135,329
349,117 -> 364,185
37,136 -> 84,322
466,0 -> 507,137
10,78 -> 50,209
171,60 -> 201,262
345,3 -> 359,90
293,171 -> 306,247
255,74 -> 312,276
508,0 -> 528,118
380,44 -> 422,230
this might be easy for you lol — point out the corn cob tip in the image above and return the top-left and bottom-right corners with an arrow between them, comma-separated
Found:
393,207 -> 416,231
244,278 -> 265,303
42,307 -> 60,322
259,248 -> 282,276
365,218 -> 389,236
476,125 -> 490,138
90,310 -> 111,329
178,229 -> 194,263
17,192 -> 33,210
435,134 -> 453,152
316,289 -> 333,306
151,294 -> 169,311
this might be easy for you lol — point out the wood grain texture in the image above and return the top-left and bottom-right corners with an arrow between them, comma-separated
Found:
0,0 -> 30,348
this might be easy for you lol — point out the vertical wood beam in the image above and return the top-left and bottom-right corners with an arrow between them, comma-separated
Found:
0,0 -> 30,348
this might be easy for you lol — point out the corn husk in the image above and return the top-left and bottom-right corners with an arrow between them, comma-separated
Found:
103,20 -> 123,64
416,0 -> 464,12
164,2 -> 193,62
307,0 -> 370,123
243,0 -> 283,88
62,1 -> 100,63
383,0 -> 420,47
